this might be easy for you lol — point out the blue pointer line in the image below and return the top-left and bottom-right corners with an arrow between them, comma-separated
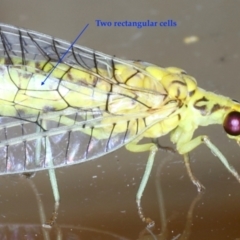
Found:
41,23 -> 89,85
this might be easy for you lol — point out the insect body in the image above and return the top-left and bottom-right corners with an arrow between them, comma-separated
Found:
0,23 -> 240,226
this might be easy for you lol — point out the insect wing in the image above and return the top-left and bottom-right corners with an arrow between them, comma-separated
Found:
0,23 -> 176,174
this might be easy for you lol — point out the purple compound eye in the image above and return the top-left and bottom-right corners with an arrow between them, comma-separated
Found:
223,111 -> 240,136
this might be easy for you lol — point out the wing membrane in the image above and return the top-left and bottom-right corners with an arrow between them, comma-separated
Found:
0,23 -> 178,174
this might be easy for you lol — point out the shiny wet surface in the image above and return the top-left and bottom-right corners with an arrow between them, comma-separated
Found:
1,149 -> 240,240
0,0 -> 240,239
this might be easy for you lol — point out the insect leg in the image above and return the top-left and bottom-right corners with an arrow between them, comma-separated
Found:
126,141 -> 158,227
183,153 -> 205,192
38,121 -> 60,228
179,135 -> 240,185
42,137 -> 60,228
203,136 -> 240,183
